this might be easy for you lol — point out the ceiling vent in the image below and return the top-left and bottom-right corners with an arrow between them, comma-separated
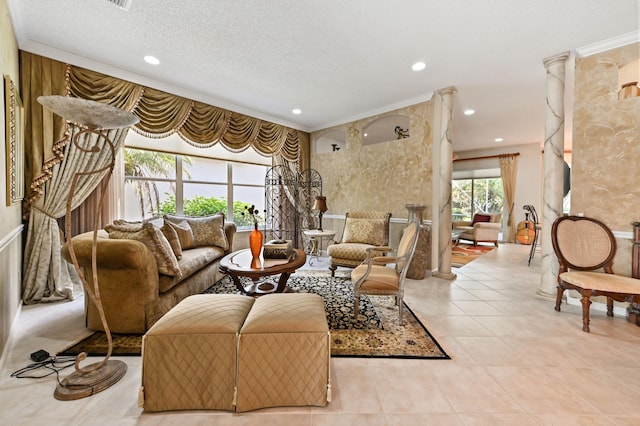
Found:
104,0 -> 133,11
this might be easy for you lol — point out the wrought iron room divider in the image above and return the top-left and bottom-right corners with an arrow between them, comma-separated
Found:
264,165 -> 322,250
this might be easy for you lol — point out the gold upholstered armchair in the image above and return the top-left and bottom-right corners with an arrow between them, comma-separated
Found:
351,220 -> 420,325
327,211 -> 392,277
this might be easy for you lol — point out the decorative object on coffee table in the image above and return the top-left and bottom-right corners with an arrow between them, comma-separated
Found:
244,204 -> 263,258
263,239 -> 293,259
38,95 -> 139,401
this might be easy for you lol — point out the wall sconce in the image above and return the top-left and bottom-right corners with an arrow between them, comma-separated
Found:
312,196 -> 328,231
395,126 -> 409,139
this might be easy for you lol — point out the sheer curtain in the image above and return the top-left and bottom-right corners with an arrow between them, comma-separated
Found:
21,51 -> 307,304
499,154 -> 518,243
22,126 -> 128,303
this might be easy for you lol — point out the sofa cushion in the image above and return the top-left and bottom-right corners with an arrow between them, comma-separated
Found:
158,246 -> 225,293
165,219 -> 196,250
165,214 -> 229,250
342,218 -> 387,246
105,222 -> 182,278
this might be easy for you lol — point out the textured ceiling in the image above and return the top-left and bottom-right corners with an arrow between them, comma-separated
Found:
7,0 -> 639,151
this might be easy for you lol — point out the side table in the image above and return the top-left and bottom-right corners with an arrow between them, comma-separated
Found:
302,229 -> 336,266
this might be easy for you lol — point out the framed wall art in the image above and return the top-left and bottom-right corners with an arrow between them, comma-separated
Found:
4,74 -> 24,206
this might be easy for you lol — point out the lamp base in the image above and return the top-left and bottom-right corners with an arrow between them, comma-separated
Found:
54,360 -> 127,401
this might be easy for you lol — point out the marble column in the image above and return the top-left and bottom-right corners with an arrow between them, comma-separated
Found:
434,86 -> 457,280
539,52 -> 569,298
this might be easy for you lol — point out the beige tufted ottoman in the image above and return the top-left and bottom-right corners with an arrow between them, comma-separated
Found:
140,294 -> 255,412
235,293 -> 331,412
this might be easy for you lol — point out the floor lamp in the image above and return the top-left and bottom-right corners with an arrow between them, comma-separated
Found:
37,96 -> 139,401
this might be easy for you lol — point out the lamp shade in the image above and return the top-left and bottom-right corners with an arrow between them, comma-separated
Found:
312,196 -> 328,213
37,96 -> 139,129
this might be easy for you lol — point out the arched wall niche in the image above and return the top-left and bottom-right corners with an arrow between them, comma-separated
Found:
362,114 -> 411,145
617,58 -> 640,99
314,128 -> 347,154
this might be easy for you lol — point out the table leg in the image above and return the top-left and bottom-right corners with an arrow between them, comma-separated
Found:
309,237 -> 319,265
276,272 -> 293,293
229,274 -> 249,295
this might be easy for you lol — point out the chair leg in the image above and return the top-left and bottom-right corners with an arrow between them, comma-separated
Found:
398,297 -> 403,325
555,285 -> 564,312
581,291 -> 592,332
606,297 -> 614,317
329,264 -> 337,277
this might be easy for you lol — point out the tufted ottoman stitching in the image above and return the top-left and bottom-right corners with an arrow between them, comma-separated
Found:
236,293 -> 331,412
140,294 -> 254,412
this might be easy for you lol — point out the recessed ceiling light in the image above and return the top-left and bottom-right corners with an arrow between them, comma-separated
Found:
144,55 -> 160,65
464,109 -> 475,116
495,137 -> 504,142
411,62 -> 426,71
292,108 -> 302,115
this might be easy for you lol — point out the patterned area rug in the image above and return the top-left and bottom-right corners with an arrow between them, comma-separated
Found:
58,272 -> 449,359
452,243 -> 495,267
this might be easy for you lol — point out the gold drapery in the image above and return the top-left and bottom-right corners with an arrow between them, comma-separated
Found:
499,154 -> 518,243
22,52 -> 303,208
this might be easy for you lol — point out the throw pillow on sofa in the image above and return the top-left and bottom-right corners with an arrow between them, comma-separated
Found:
105,222 -> 182,278
165,213 -> 229,250
113,218 -> 183,259
164,219 -> 196,250
160,222 -> 183,259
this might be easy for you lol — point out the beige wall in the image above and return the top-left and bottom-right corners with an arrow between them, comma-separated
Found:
571,42 -> 640,275
0,0 -> 24,359
310,101 -> 434,221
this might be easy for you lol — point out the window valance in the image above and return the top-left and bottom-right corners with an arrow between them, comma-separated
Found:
66,66 -> 300,158
21,51 -> 301,205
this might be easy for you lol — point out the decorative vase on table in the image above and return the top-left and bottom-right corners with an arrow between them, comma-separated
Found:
250,222 -> 263,258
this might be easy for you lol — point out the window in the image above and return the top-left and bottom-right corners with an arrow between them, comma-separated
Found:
123,146 -> 268,228
452,177 -> 503,222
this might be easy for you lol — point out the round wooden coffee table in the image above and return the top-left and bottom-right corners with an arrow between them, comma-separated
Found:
218,248 -> 306,296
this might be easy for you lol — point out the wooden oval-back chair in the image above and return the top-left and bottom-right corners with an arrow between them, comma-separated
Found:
551,215 -> 640,332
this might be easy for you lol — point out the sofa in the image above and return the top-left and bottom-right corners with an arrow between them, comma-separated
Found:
453,212 -> 501,246
61,214 -> 236,334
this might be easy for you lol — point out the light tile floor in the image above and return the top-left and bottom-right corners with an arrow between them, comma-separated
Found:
1,243 -> 639,425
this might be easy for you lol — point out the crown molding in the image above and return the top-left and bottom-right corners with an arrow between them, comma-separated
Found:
308,93 -> 434,133
576,30 -> 640,58
18,40 -> 309,132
